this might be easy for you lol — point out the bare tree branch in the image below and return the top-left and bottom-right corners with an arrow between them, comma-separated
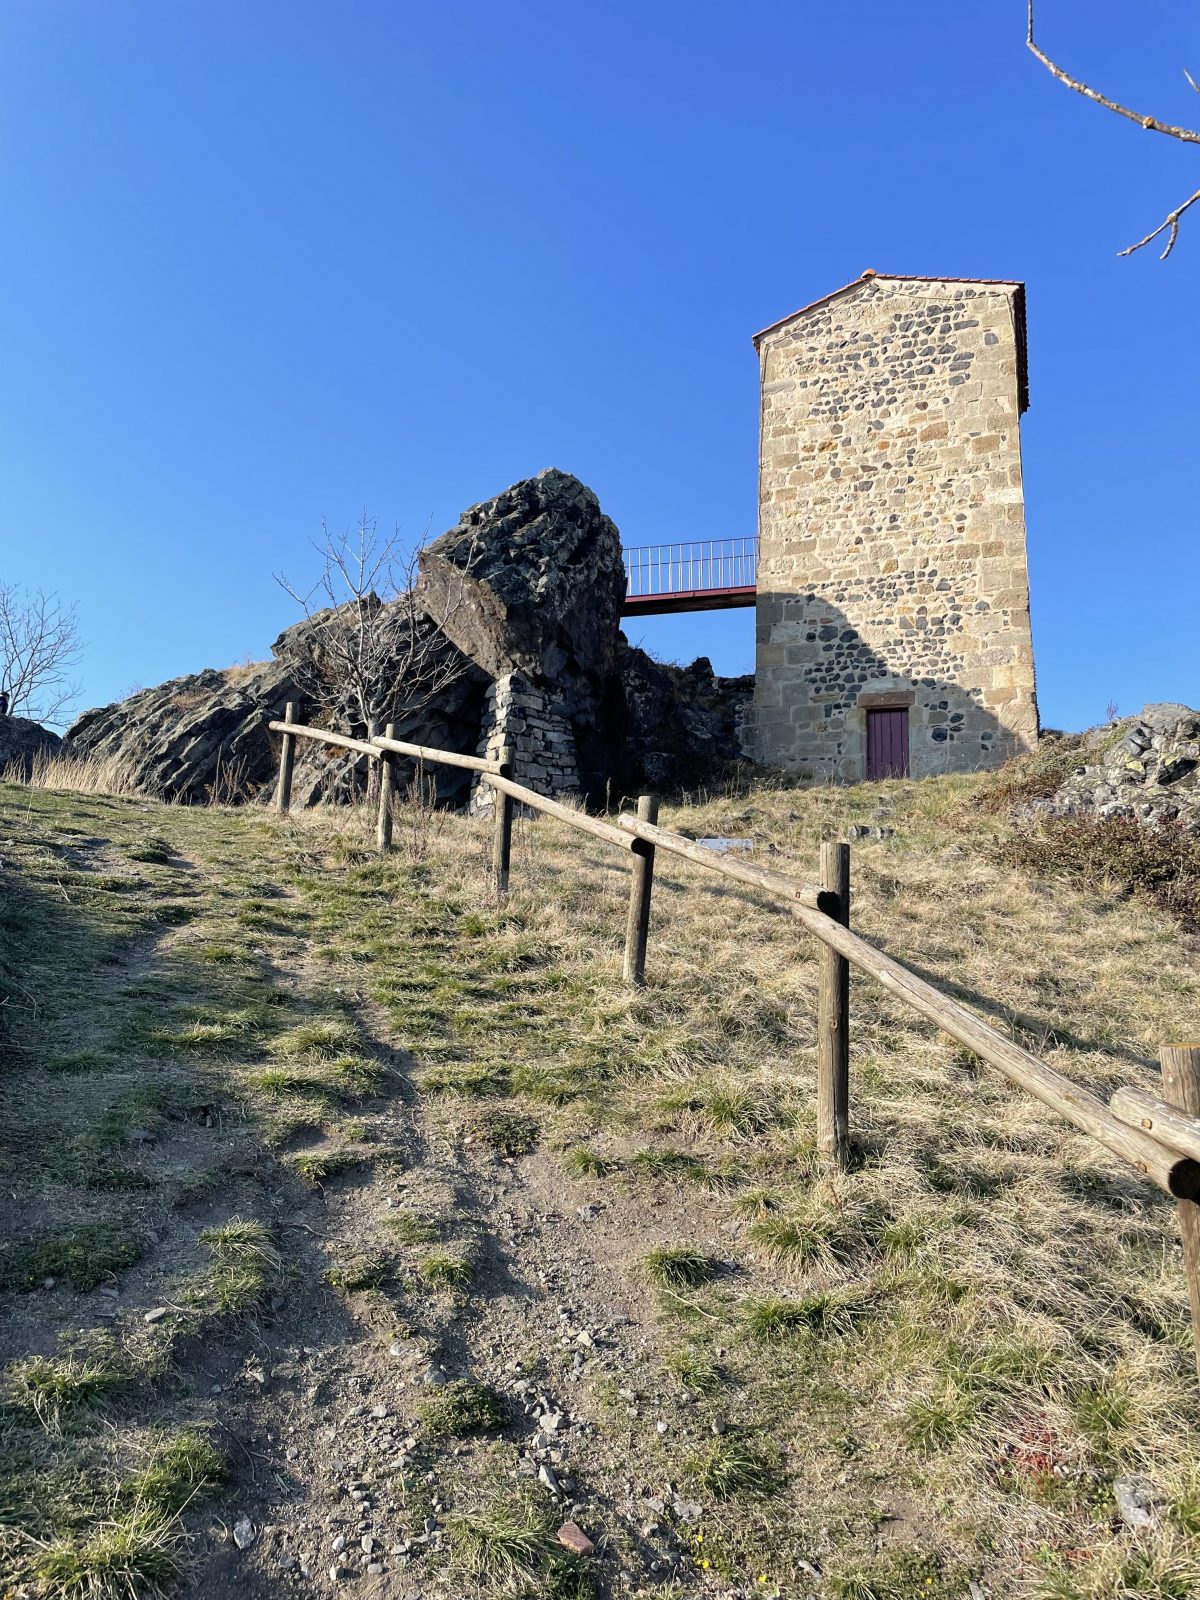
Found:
274,513 -> 477,749
1027,1 -> 1200,257
1117,183 -> 1200,259
0,583 -> 82,726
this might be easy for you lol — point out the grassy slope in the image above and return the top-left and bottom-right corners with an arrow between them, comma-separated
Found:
1,770 -> 1198,1600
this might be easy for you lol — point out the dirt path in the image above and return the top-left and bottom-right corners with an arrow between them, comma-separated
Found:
194,978 -> 737,1598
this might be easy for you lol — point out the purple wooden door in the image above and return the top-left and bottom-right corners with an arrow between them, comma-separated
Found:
866,709 -> 910,780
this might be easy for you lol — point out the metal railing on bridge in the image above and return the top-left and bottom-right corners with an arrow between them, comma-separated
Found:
621,537 -> 758,615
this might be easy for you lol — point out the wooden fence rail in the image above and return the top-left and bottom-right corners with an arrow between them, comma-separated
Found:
265,712 -> 1200,1375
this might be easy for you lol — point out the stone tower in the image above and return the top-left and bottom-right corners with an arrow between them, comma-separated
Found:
748,272 -> 1038,780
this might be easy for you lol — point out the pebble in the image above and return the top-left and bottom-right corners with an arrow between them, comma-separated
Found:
538,1465 -> 561,1494
331,1535 -> 346,1553
557,1521 -> 595,1557
1114,1475 -> 1163,1530
232,1517 -> 256,1551
144,1307 -> 168,1323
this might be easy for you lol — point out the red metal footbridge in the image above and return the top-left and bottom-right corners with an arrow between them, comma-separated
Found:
621,537 -> 758,616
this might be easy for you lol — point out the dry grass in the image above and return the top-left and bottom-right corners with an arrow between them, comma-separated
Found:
4,763 -> 1200,1597
2,748 -> 138,795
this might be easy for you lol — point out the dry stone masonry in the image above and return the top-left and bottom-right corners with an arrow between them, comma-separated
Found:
748,272 -> 1039,780
471,672 -> 582,813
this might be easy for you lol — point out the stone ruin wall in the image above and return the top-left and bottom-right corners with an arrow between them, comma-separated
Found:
747,276 -> 1039,780
470,672 -> 581,813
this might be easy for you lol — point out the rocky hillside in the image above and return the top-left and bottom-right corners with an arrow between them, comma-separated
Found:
1030,702 -> 1200,831
66,471 -> 751,806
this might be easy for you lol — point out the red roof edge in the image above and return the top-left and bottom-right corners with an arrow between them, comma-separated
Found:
753,272 -> 1029,413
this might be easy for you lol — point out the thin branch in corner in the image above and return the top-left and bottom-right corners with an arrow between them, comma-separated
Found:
1118,184 -> 1200,260
1026,0 -> 1200,257
1026,1 -> 1200,144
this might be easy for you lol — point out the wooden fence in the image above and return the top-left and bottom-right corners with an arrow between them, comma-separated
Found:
268,706 -> 1200,1376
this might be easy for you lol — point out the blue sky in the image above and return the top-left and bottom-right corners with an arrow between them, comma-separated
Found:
1,0 -> 1196,731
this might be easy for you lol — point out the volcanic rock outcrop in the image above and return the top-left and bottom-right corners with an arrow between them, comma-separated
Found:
419,471 -> 626,802
65,469 -> 750,806
1031,704 -> 1200,832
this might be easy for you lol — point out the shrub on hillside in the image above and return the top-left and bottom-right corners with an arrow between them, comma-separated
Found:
970,734 -> 1083,815
998,813 -> 1200,929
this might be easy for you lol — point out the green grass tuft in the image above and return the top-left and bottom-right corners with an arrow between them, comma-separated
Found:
267,1016 -> 361,1060
446,1499 -> 543,1592
643,1244 -> 720,1291
28,1504 -> 186,1598
685,1432 -> 780,1499
743,1288 -> 875,1343
561,1145 -> 615,1178
419,1380 -> 506,1438
383,1209 -> 439,1244
288,1148 -> 364,1186
193,1217 -> 281,1316
663,1345 -> 723,1393
0,1223 -> 142,1293
7,1354 -> 127,1430
418,1250 -> 472,1289
125,1427 -> 228,1512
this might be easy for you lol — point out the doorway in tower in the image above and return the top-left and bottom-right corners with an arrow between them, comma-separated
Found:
866,707 -> 910,780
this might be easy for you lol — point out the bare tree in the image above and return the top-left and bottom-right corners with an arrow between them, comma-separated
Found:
0,583 -> 82,727
274,513 -> 475,744
1027,1 -> 1200,258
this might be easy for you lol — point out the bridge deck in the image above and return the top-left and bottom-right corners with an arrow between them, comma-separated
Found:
621,537 -> 758,617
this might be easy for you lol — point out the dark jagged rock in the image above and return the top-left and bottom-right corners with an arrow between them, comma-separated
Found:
417,468 -> 625,724
0,715 -> 62,778
613,642 -> 753,792
67,664 -> 296,804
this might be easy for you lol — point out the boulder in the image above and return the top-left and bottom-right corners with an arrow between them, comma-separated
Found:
0,715 -> 62,778
417,468 -> 625,724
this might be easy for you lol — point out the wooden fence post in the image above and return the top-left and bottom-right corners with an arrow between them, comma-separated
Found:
492,746 -> 515,896
275,701 -> 297,815
1161,1043 -> 1200,1380
623,794 -> 659,986
817,840 -> 851,1170
376,721 -> 396,854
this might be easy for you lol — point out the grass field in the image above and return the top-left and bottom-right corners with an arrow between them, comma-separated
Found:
1,764 -> 1198,1600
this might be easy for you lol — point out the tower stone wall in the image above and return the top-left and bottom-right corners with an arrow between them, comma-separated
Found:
747,273 -> 1038,780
